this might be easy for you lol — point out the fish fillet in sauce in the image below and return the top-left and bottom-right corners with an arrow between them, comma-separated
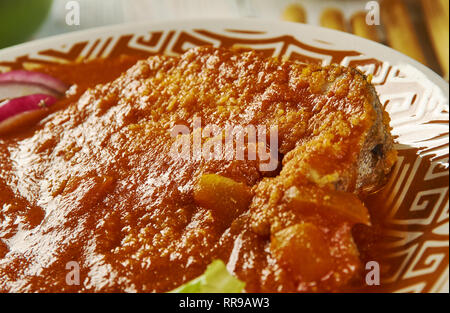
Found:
0,47 -> 396,292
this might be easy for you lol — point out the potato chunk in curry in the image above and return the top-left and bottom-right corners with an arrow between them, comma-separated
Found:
194,174 -> 252,223
271,223 -> 332,282
284,185 -> 371,225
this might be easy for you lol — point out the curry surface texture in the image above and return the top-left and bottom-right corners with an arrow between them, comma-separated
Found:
0,47 -> 396,292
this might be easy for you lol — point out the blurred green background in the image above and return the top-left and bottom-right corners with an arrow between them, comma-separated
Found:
0,0 -> 53,48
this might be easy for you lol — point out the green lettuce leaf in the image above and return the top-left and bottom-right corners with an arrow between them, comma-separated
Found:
170,260 -> 245,293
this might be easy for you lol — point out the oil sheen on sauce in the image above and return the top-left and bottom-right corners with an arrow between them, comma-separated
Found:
0,53 -> 410,293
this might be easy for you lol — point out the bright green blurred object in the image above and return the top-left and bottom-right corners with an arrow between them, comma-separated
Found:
0,0 -> 53,48
170,260 -> 245,293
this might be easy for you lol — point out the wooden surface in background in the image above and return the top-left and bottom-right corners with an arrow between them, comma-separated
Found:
280,0 -> 448,79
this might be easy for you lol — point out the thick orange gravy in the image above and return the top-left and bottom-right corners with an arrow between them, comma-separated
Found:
0,50 -> 395,293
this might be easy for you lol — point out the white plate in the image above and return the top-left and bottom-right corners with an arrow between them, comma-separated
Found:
0,18 -> 448,292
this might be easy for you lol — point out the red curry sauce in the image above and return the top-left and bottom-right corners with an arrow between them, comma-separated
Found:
0,48 -> 395,292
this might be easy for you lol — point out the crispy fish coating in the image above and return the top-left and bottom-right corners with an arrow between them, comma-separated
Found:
0,47 -> 396,292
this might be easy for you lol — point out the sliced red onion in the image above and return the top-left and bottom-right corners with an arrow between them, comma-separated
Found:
0,82 -> 59,100
0,70 -> 67,95
0,94 -> 57,134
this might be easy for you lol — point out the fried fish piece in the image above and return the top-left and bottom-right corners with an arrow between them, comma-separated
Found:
0,47 -> 396,292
